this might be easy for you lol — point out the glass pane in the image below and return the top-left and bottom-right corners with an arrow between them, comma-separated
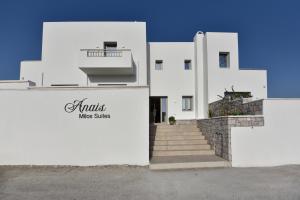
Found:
162,112 -> 166,122
155,63 -> 159,70
161,97 -> 167,122
182,98 -> 186,110
184,61 -> 191,70
219,53 -> 228,68
104,42 -> 117,57
161,98 -> 167,112
187,98 -> 191,110
155,61 -> 163,70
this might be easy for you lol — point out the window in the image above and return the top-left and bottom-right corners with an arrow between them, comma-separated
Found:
104,42 -> 117,57
219,52 -> 230,68
182,96 -> 193,111
184,60 -> 192,70
155,60 -> 163,70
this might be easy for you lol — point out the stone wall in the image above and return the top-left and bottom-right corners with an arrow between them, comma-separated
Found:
198,116 -> 264,161
209,98 -> 263,117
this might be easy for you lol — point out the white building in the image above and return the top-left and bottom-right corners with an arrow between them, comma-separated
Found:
20,22 -> 267,121
1,21 -> 299,168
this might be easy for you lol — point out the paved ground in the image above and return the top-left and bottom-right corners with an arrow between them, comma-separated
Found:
1,165 -> 300,200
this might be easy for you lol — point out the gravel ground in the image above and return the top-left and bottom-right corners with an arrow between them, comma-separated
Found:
0,165 -> 300,200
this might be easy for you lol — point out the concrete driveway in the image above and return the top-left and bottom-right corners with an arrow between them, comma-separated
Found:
0,165 -> 300,200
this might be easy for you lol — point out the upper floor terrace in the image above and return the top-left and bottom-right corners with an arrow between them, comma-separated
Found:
78,48 -> 134,75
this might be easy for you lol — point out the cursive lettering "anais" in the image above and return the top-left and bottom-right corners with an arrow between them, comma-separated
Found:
64,98 -> 106,113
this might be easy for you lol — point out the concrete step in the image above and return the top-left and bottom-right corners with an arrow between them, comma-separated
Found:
150,161 -> 230,170
152,149 -> 215,156
150,131 -> 202,136
153,139 -> 207,146
152,124 -> 198,128
153,127 -> 200,131
150,155 -> 231,170
152,144 -> 211,151
152,123 -> 197,127
158,120 -> 197,124
153,140 -> 208,146
151,135 -> 205,141
152,129 -> 201,133
151,125 -> 198,129
175,120 -> 198,125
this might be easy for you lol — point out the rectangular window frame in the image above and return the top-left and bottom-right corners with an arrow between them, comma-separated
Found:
184,60 -> 192,70
104,42 -> 117,57
219,52 -> 230,68
182,96 -> 193,111
155,60 -> 163,70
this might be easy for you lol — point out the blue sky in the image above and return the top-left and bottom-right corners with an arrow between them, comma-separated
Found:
0,0 -> 299,97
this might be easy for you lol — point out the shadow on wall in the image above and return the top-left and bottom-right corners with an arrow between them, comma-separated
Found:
147,44 -> 151,85
88,61 -> 137,84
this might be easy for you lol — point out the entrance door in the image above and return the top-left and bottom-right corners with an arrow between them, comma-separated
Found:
150,97 -> 168,123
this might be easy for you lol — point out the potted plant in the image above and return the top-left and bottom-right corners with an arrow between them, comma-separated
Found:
168,116 -> 176,125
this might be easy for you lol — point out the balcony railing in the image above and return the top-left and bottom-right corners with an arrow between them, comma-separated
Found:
78,49 -> 133,75
80,49 -> 131,58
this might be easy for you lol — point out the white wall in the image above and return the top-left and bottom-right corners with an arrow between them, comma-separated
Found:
231,99 -> 300,167
20,22 -> 147,86
0,87 -> 149,166
205,32 -> 267,102
208,69 -> 267,102
148,33 -> 267,120
20,61 -> 44,85
0,80 -> 35,89
193,32 -> 207,119
149,42 -> 196,120
19,22 -> 268,121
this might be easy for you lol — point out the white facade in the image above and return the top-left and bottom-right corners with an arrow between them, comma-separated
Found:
2,21 -> 300,167
149,32 -> 267,119
231,99 -> 300,167
0,87 -> 149,166
0,80 -> 35,89
20,22 -> 267,120
149,42 -> 196,119
21,22 -> 147,87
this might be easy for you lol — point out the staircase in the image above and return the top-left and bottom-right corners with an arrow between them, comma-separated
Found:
150,122 -> 230,170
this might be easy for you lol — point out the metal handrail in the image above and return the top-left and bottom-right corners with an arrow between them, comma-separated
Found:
80,49 -> 130,57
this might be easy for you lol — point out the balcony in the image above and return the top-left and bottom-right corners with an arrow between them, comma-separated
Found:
78,49 -> 134,75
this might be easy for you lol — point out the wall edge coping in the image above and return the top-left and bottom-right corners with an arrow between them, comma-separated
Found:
198,115 -> 264,120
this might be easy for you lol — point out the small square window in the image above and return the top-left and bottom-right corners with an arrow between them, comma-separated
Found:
184,60 -> 192,70
155,60 -> 163,70
182,96 -> 193,111
219,52 -> 230,68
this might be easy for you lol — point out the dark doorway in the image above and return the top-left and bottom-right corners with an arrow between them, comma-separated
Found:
150,97 -> 160,123
150,97 -> 168,124
104,42 -> 117,57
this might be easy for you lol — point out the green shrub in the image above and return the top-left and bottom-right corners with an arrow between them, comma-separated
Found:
169,116 -> 176,125
208,109 -> 213,118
